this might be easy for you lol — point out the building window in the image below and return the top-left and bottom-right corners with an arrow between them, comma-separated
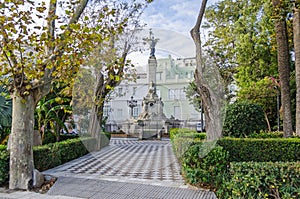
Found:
156,89 -> 161,98
168,89 -> 175,100
133,106 -> 139,117
156,72 -> 162,81
103,105 -> 111,117
118,87 -> 123,96
116,109 -> 123,119
174,106 -> 181,119
168,89 -> 186,100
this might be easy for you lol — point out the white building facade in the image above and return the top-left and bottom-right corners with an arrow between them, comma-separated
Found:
104,55 -> 201,131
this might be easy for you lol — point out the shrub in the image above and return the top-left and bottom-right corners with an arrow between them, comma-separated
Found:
218,137 -> 300,162
34,137 -> 96,171
170,128 -> 206,159
42,130 -> 56,145
170,128 -> 206,140
223,101 -> 267,137
218,162 -> 300,199
248,130 -> 284,138
59,134 -> 79,141
0,145 -> 8,185
181,142 -> 229,190
0,137 -> 97,184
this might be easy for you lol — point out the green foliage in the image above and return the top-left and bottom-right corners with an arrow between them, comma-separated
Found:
0,86 -> 12,143
33,136 -> 98,171
181,143 -> 229,190
34,137 -> 96,171
218,137 -> 300,162
185,81 -> 201,112
0,145 -> 9,185
248,131 -> 284,138
170,128 -> 206,159
170,128 -> 206,140
223,101 -> 267,137
219,162 -> 300,199
238,77 -> 279,129
42,131 -> 57,145
59,134 -> 80,141
204,0 -> 279,123
35,92 -> 73,144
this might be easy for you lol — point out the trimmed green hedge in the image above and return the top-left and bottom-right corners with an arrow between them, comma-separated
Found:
248,131 -> 284,138
170,128 -> 206,159
34,137 -> 96,171
218,137 -> 300,162
170,128 -> 206,140
219,162 -> 300,199
0,145 -> 8,185
0,137 -> 97,184
223,101 -> 267,137
181,143 -> 229,190
170,130 -> 300,198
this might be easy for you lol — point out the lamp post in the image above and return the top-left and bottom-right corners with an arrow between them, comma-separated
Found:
127,96 -> 137,119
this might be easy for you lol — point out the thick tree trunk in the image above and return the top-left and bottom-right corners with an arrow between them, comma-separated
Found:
9,91 -> 35,190
191,0 -> 224,140
272,0 -> 293,137
294,4 -> 300,136
88,71 -> 105,150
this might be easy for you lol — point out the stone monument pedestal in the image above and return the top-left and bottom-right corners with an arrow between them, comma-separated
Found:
126,81 -> 168,140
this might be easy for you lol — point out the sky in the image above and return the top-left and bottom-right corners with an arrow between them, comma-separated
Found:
127,0 -> 219,66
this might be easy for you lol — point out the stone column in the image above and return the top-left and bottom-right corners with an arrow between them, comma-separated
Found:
148,56 -> 157,89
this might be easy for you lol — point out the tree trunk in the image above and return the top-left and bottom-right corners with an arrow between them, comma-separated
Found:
272,0 -> 293,137
264,111 -> 271,132
191,0 -> 224,140
9,91 -> 35,190
88,71 -> 105,150
294,3 -> 300,136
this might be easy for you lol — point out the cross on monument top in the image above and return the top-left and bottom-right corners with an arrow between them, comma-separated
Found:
143,29 -> 159,57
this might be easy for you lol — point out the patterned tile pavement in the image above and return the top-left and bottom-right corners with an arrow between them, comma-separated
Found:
0,138 -> 217,198
44,138 -> 184,186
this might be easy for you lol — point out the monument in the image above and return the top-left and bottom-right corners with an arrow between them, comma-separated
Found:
126,30 -> 169,139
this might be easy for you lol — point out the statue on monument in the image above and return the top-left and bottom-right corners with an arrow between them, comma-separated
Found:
143,29 -> 159,57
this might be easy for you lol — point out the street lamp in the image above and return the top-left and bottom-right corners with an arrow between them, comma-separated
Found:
127,96 -> 137,118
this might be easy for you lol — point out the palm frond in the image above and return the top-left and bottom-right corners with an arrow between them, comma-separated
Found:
0,86 -> 12,128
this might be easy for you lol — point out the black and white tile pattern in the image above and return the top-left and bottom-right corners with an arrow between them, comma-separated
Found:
45,139 -> 183,185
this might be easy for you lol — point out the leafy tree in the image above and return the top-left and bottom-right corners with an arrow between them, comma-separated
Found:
0,0 -> 112,189
237,77 -> 279,131
204,0 -> 297,135
73,0 -> 151,148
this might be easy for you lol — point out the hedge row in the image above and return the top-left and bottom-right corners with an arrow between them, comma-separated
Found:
170,128 -> 206,140
171,128 -> 300,163
217,137 -> 300,162
171,130 -> 300,198
220,162 -> 300,199
170,128 -> 206,159
0,137 -> 97,185
34,137 -> 96,171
